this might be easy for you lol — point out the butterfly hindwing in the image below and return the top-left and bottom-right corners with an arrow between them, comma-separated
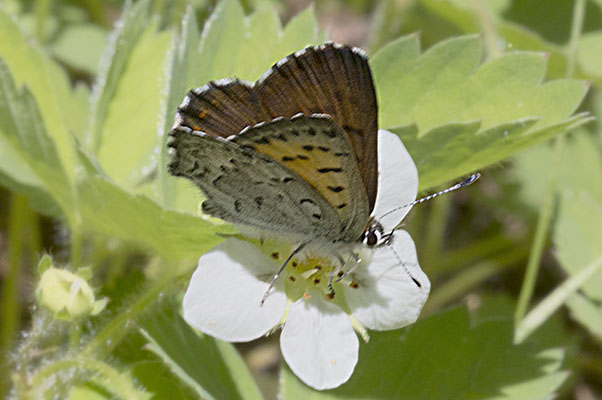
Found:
232,115 -> 370,241
168,126 -> 346,240
255,44 -> 378,211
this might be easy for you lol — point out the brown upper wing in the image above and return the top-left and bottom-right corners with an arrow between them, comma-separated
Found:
173,43 -> 378,212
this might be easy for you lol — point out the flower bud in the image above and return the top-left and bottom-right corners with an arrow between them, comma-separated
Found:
35,256 -> 107,320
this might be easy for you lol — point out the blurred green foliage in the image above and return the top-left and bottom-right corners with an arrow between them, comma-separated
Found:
0,0 -> 601,399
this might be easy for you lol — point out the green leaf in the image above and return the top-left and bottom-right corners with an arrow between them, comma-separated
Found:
194,0 -> 246,85
237,8 -> 282,81
37,254 -> 54,274
157,6 -> 205,213
397,0 -> 601,82
140,305 -> 262,400
195,0 -> 324,86
0,58 -> 74,216
566,293 -> 602,342
77,172 -> 235,262
511,129 -> 602,210
87,0 -> 150,152
578,31 -> 602,78
130,360 -> 195,400
0,133 -> 61,216
554,190 -> 602,302
372,34 -> 590,190
281,307 -> 568,399
276,7 -> 325,58
68,385 -> 109,400
96,24 -> 173,190
50,24 -> 108,75
0,8 -> 80,184
515,252 -> 602,343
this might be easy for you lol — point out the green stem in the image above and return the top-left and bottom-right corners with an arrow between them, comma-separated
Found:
515,255 -> 602,343
14,314 -> 52,396
0,194 -> 28,396
82,276 -> 173,358
473,0 -> 501,59
434,233 -> 515,276
369,0 -> 397,54
513,182 -> 556,324
70,219 -> 83,269
567,0 -> 586,79
424,244 -> 529,314
34,0 -> 51,43
1,193 -> 27,349
422,195 -> 451,269
30,357 -> 143,399
514,0 -> 585,327
69,322 -> 82,351
82,0 -> 109,27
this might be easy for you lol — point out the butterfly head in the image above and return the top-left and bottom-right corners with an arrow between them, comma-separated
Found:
361,217 -> 390,248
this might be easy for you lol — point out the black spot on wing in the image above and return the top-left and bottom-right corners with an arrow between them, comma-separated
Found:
254,136 -> 270,145
324,129 -> 337,138
317,167 -> 343,173
342,125 -> 363,137
327,186 -> 345,193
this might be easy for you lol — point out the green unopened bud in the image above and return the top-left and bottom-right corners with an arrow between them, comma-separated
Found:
35,258 -> 107,320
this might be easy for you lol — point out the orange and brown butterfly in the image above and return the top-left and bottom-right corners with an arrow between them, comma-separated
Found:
167,43 -> 382,248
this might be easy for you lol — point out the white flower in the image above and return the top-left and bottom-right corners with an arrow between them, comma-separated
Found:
183,130 -> 430,390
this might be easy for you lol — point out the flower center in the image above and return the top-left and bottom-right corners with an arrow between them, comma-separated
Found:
283,254 -> 361,301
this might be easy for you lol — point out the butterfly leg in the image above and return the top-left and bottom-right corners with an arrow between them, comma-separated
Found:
261,242 -> 308,306
335,251 -> 362,283
327,254 -> 347,295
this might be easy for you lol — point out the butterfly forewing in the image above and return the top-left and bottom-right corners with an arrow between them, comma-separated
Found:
176,80 -> 267,137
174,43 -> 378,212
232,115 -> 370,241
255,45 -> 378,211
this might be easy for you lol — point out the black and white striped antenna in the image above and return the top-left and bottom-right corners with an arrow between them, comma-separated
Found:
380,173 -> 481,219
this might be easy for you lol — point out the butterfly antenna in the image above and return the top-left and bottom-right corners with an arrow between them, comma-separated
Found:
380,173 -> 481,219
388,239 -> 422,288
261,242 -> 308,306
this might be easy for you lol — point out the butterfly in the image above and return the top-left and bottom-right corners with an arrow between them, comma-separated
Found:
168,43 -> 384,249
168,42 -> 480,302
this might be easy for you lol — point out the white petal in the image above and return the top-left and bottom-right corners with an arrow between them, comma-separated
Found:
346,230 -> 430,330
280,294 -> 359,390
372,129 -> 418,231
183,238 -> 287,342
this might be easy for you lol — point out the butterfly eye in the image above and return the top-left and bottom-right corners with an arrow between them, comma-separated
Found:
367,231 -> 378,246
364,229 -> 381,247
